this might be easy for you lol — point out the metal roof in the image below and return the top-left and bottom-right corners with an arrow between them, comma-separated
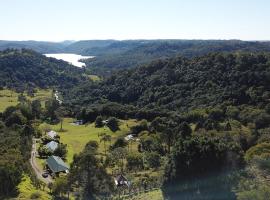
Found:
45,141 -> 59,152
47,130 -> 57,138
46,156 -> 69,173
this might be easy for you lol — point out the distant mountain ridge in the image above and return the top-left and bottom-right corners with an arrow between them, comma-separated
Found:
2,39 -> 270,73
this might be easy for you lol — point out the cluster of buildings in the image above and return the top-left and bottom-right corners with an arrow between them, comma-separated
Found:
44,130 -> 69,175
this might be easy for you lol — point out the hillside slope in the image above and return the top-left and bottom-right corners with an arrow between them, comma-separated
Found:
63,52 -> 270,113
0,49 -> 86,91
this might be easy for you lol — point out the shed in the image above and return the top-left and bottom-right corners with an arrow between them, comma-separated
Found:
47,130 -> 57,139
45,141 -> 59,152
46,156 -> 69,173
114,174 -> 131,187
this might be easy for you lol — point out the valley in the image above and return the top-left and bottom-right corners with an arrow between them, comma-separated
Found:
1,43 -> 270,200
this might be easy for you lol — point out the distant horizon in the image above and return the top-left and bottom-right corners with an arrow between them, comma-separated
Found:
1,0 -> 270,41
1,38 -> 270,43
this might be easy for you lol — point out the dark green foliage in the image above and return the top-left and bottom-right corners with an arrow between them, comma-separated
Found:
254,113 -> 270,129
106,117 -> 119,132
68,144 -> 114,199
84,40 -> 270,73
0,106 -> 34,197
178,122 -> 192,139
130,119 -> 148,136
144,152 -> 161,169
54,143 -> 68,159
110,138 -> 127,150
95,116 -> 103,128
0,49 -> 87,91
163,134 -> 243,199
126,153 -> 143,171
64,53 -> 270,118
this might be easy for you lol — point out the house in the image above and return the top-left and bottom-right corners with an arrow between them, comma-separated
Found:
45,141 -> 59,152
47,130 -> 57,139
102,119 -> 109,125
114,174 -> 131,187
74,120 -> 84,125
125,134 -> 134,141
46,156 -> 69,174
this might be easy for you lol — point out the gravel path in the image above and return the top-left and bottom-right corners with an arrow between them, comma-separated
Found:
30,138 -> 53,184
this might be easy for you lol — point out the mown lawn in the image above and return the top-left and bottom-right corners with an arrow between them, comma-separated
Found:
0,88 -> 52,112
40,118 -> 139,164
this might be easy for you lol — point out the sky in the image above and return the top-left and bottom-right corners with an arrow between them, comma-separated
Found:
0,0 -> 269,41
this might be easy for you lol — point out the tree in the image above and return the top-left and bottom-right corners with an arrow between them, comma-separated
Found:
107,117 -> 119,132
45,99 -> 60,122
100,134 -> 111,155
111,147 -> 128,172
84,140 -> 99,152
111,138 -> 127,150
95,116 -> 103,128
68,146 -> 114,199
144,152 -> 161,169
179,122 -> 192,139
126,153 -> 143,171
54,143 -> 68,159
52,177 -> 69,197
55,106 -> 67,131
31,100 -> 42,119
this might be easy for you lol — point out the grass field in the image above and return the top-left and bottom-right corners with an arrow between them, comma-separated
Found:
16,174 -> 51,200
129,189 -> 164,200
88,74 -> 101,82
0,89 -> 52,112
40,118 -> 139,164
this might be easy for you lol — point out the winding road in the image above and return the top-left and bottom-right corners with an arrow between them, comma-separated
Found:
30,138 -> 52,184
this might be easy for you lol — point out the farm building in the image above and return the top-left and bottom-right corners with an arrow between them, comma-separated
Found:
45,141 -> 59,152
114,174 -> 131,187
47,130 -> 57,139
46,156 -> 69,174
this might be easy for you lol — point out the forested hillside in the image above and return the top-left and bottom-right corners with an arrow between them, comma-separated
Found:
64,52 -> 270,113
0,41 -> 68,53
84,40 -> 270,73
0,49 -> 87,91
61,52 -> 270,199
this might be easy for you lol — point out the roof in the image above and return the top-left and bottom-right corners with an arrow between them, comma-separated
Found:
45,141 -> 59,152
114,175 -> 130,187
46,156 -> 69,173
125,134 -> 134,141
47,130 -> 57,139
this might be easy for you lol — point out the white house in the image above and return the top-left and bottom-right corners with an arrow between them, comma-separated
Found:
47,130 -> 57,139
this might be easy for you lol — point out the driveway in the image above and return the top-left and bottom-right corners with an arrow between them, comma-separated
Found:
30,138 -> 53,184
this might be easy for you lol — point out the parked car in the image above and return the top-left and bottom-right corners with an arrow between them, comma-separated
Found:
42,171 -> 49,178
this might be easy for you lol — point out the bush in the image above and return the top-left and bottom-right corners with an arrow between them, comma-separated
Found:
95,116 -> 103,128
144,152 -> 161,169
107,117 -> 119,132
30,191 -> 41,199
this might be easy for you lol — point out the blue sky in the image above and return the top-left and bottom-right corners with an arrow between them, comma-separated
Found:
0,0 -> 269,41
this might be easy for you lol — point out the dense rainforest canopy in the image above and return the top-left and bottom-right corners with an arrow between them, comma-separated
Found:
63,52 -> 270,114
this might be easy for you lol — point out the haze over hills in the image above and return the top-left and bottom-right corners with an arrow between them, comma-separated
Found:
2,39 -> 270,75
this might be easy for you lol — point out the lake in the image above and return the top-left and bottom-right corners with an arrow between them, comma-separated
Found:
44,53 -> 94,68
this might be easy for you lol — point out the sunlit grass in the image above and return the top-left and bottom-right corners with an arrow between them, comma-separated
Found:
40,118 -> 138,164
0,88 -> 52,112
17,174 -> 51,200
